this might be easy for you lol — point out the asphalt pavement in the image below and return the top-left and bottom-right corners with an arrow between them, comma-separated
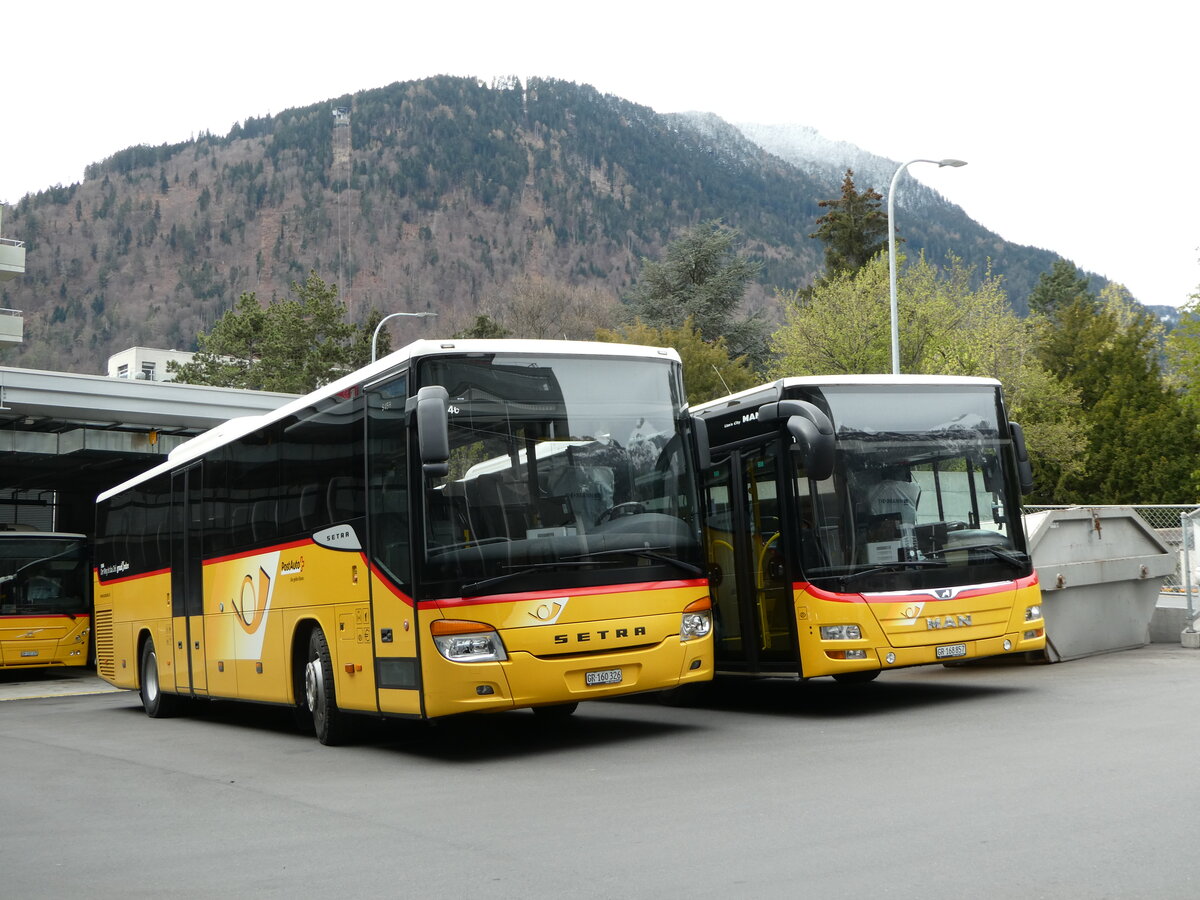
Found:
2,646 -> 1198,899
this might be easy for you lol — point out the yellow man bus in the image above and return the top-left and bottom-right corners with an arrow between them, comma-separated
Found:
93,340 -> 712,743
0,530 -> 91,668
693,375 -> 1044,682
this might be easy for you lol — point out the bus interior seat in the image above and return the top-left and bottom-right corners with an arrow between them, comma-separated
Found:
299,484 -> 320,531
463,472 -> 515,541
327,477 -> 364,523
231,505 -> 253,547
275,494 -> 301,537
251,499 -> 277,543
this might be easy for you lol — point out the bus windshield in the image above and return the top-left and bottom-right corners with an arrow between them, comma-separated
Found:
417,353 -> 702,597
792,384 -> 1029,592
0,534 -> 90,616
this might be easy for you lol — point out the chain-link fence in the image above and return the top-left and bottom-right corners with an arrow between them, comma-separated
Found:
1024,504 -> 1199,591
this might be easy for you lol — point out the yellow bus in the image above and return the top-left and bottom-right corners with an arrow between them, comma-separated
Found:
693,376 -> 1044,682
93,340 -> 712,743
0,530 -> 91,669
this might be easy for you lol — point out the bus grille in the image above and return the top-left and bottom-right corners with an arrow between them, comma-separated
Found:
94,608 -> 115,680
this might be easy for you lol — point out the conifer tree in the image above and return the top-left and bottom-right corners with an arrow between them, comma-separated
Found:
1031,268 -> 1200,502
1027,258 -> 1094,317
624,220 -> 768,371
169,271 -> 372,393
808,169 -> 888,278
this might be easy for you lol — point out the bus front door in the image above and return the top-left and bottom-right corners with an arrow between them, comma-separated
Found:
171,465 -> 206,694
706,443 -> 799,673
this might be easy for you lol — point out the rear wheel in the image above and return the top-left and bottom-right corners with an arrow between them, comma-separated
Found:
140,637 -> 182,718
304,627 -> 348,745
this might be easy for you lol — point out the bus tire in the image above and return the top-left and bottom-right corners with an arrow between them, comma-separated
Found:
304,627 -> 347,746
532,702 -> 578,719
832,669 -> 881,685
140,637 -> 182,718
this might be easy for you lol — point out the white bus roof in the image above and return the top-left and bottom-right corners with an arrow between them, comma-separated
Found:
693,374 -> 1003,415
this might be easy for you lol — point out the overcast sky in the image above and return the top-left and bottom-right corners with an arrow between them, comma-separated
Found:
3,1 -> 1196,307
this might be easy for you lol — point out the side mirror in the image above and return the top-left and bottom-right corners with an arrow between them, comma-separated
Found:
760,400 -> 835,481
1008,421 -> 1034,495
416,386 -> 450,477
692,412 -> 711,471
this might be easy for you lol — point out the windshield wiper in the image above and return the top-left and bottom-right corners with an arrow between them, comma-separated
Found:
977,544 -> 1031,569
461,546 -> 704,595
836,559 -> 948,587
461,559 -> 622,596
565,546 -> 705,577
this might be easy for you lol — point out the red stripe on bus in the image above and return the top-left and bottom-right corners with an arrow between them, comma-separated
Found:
94,567 -> 169,585
797,571 -> 1038,604
366,561 -> 416,608
205,539 -> 313,566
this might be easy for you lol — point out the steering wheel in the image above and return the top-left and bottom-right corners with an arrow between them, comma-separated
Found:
596,502 -> 647,525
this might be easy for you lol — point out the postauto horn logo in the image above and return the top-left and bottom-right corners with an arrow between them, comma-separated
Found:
234,567 -> 272,633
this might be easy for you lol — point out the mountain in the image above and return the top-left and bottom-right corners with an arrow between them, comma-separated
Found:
0,75 -> 1101,374
731,119 -> 1083,310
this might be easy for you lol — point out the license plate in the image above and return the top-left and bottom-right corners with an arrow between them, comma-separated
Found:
21,650 -> 39,657
585,667 -> 623,686
936,643 -> 967,659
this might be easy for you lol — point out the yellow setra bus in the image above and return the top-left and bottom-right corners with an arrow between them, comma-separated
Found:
0,530 -> 91,669
693,375 -> 1044,682
93,340 -> 712,742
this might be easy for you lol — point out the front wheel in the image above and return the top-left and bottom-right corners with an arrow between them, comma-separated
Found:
140,637 -> 182,718
832,669 -> 881,685
304,627 -> 348,745
532,702 -> 578,719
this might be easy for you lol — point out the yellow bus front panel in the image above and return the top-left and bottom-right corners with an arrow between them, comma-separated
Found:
0,614 -> 91,668
795,573 -> 1045,678
420,580 -> 713,719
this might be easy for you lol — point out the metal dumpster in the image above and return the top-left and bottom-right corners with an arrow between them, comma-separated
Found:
1024,506 -> 1175,662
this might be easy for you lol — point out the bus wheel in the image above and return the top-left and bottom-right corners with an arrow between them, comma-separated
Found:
304,628 -> 347,745
532,702 -> 578,719
832,669 -> 881,685
140,638 -> 182,718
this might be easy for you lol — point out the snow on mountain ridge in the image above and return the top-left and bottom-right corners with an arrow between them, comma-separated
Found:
735,121 -> 951,210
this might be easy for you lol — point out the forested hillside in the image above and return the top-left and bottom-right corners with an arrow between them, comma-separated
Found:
1,75 -> 1092,373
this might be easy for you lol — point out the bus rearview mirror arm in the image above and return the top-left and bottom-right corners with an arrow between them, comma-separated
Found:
691,412 -> 711,471
759,400 -> 835,481
1008,421 -> 1035,495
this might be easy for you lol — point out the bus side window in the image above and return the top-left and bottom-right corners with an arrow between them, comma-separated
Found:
326,477 -> 364,524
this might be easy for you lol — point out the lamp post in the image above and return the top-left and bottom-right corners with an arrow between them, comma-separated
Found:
887,158 -> 967,374
371,311 -> 438,361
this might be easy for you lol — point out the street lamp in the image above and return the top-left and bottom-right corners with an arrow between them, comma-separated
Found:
887,158 -> 967,374
371,311 -> 438,361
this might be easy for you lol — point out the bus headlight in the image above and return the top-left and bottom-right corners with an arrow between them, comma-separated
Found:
1025,604 -> 1042,622
431,620 -> 508,662
681,598 -> 712,642
820,624 -> 862,641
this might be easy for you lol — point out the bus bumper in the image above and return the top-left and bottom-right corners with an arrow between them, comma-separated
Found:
421,637 -> 713,718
